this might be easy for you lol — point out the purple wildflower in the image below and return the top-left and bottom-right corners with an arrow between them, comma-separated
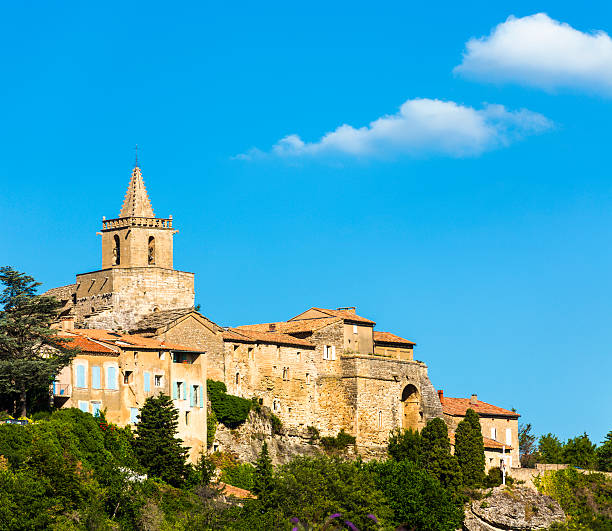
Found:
366,514 -> 378,523
345,521 -> 358,531
329,513 -> 342,519
290,517 -> 300,524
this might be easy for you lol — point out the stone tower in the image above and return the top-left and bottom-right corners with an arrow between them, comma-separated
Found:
71,165 -> 195,329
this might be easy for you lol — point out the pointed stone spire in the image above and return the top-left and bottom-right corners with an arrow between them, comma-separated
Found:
119,166 -> 155,218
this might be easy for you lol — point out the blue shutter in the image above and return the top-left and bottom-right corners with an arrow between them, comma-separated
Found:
199,384 -> 204,408
76,365 -> 85,388
92,366 -> 101,389
130,407 -> 138,424
144,372 -> 151,392
107,367 -> 116,389
172,381 -> 178,400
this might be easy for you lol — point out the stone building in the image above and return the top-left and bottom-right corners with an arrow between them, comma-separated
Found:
53,327 -> 207,460
439,390 -> 520,470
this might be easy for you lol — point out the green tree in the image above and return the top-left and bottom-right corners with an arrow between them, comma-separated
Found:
596,431 -> 612,472
388,427 -> 421,464
0,267 -> 79,417
563,432 -> 596,469
455,409 -> 485,487
134,394 -> 188,487
519,423 -> 537,468
538,433 -> 565,464
420,417 -> 462,491
253,441 -> 273,503
369,459 -> 464,530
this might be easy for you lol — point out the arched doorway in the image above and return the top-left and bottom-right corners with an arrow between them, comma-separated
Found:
401,384 -> 420,430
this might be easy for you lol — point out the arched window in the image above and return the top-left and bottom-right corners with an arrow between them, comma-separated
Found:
148,236 -> 155,265
113,235 -> 121,265
235,372 -> 240,385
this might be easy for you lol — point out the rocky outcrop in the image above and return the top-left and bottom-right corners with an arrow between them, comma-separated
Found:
212,408 -> 323,465
464,485 -> 565,530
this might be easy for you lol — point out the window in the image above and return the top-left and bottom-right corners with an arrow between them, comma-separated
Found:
92,366 -> 101,389
190,385 -> 199,408
491,427 -> 497,441
78,401 -> 89,413
174,381 -> 184,400
185,411 -> 190,425
91,402 -> 102,417
148,236 -> 155,265
306,373 -> 311,384
506,428 -> 512,445
154,375 -> 163,387
378,411 -> 383,428
296,351 -> 301,362
159,352 -> 166,361
76,365 -> 86,388
133,352 -> 138,360
124,370 -> 133,384
282,367 -> 289,380
277,346 -> 281,359
235,372 -> 240,385
106,366 -> 117,389
248,347 -> 254,360
273,399 -> 280,412
323,345 -> 336,360
353,324 -> 358,334
130,407 -> 139,424
113,235 -> 121,265
144,372 -> 151,392
233,344 -> 239,352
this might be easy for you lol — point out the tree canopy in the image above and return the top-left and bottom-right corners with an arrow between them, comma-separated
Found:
454,408 -> 485,487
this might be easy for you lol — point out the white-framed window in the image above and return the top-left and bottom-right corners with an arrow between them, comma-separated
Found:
185,411 -> 190,425
506,428 -> 512,445
130,407 -> 139,424
91,402 -> 102,417
154,374 -> 163,387
353,324 -> 358,334
491,427 -> 497,440
323,345 -> 336,360
78,400 -> 89,413
175,381 -> 184,400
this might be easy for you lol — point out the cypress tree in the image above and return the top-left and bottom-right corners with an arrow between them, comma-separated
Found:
253,441 -> 274,502
420,417 -> 462,490
388,427 -> 422,464
134,394 -> 188,487
455,408 -> 485,487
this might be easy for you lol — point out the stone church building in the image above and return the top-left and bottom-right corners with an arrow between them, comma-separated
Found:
47,164 -> 518,460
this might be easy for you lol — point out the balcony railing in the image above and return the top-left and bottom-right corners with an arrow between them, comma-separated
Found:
102,217 -> 173,230
53,383 -> 71,397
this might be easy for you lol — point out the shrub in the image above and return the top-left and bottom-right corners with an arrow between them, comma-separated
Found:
388,427 -> 421,464
484,467 -> 503,487
270,413 -> 282,435
321,429 -> 356,452
207,409 -> 217,448
221,462 -> 255,491
207,380 -> 252,428
307,425 -> 320,442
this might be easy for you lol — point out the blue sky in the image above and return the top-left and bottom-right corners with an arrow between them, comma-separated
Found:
1,1 -> 611,444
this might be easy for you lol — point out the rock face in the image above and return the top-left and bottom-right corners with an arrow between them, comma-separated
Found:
464,485 -> 565,530
213,409 -> 324,465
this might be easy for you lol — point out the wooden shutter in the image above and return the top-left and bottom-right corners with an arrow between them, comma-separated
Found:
144,372 -> 151,392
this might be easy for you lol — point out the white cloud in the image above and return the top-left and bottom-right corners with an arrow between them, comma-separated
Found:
236,98 -> 552,160
455,13 -> 612,95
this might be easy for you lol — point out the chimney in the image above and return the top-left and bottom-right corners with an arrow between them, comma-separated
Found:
269,323 -> 276,332
437,389 -> 444,403
337,307 -> 356,314
470,393 -> 478,404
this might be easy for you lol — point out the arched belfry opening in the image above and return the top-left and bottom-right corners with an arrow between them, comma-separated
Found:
401,384 -> 421,430
148,236 -> 155,265
113,235 -> 121,265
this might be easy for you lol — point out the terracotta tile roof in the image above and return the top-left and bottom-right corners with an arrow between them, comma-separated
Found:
57,334 -> 117,354
442,397 -> 519,418
130,308 -> 195,331
223,328 -> 314,347
292,307 -> 376,325
218,482 -> 256,499
71,329 -> 201,352
449,432 -> 513,450
237,317 -> 341,334
43,284 -> 76,301
373,331 -> 415,346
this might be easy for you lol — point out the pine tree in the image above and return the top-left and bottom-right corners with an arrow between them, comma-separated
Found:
596,431 -> 612,472
455,408 -> 485,487
388,427 -> 422,464
253,441 -> 274,502
0,267 -> 79,417
420,417 -> 462,490
134,394 -> 188,487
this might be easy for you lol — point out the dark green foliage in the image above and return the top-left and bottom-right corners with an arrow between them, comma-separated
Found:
420,417 -> 462,491
538,433 -> 565,464
519,423 -> 537,468
0,267 -> 79,417
369,459 -> 464,530
455,409 -> 485,487
307,425 -> 320,441
596,431 -> 612,472
484,467 -> 503,487
270,413 -> 283,434
563,432 -> 597,469
207,379 -> 252,428
194,451 -> 216,486
253,441 -> 273,502
206,408 -> 217,448
388,427 -> 421,464
320,429 -> 356,452
220,462 -> 255,490
535,468 -> 612,530
134,394 -> 189,487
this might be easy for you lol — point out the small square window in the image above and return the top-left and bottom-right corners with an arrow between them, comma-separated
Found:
124,371 -> 133,384
353,325 -> 358,334
185,411 -> 190,425
154,375 -> 163,387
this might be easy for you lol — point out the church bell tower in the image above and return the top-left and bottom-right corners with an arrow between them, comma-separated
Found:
100,165 -> 177,270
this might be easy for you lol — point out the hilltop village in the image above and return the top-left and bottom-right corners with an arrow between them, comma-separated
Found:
46,165 -> 520,468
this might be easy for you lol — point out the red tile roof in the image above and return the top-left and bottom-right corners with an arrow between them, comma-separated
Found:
223,328 -> 314,347
292,307 -> 376,325
71,329 -> 201,352
218,482 -> 256,499
373,331 -> 416,346
442,397 -> 519,418
237,317 -> 341,334
58,334 -> 117,354
449,432 -> 513,450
